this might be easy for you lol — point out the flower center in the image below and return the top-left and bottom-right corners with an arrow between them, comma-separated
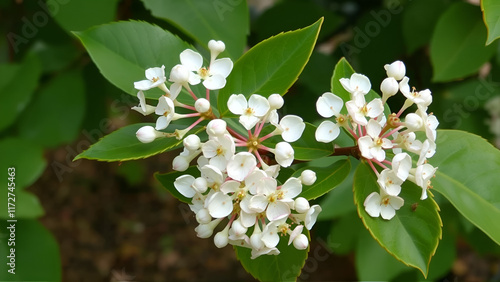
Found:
244,107 -> 255,116
382,197 -> 390,206
152,77 -> 159,83
199,67 -> 210,80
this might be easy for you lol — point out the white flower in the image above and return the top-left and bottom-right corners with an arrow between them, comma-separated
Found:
345,97 -> 384,126
358,119 -> 393,162
179,48 -> 233,90
168,64 -> 193,99
410,164 -> 437,200
399,77 -> 432,109
135,125 -> 165,143
339,73 -> 371,99
249,177 -> 299,221
417,139 -> 436,166
227,94 -> 270,130
274,115 -> 305,142
384,61 -> 406,80
227,152 -> 257,181
363,189 -> 404,220
291,204 -> 322,230
392,153 -> 412,181
377,169 -> 403,196
202,134 -> 235,172
134,65 -> 169,94
155,96 -> 176,130
131,91 -> 156,116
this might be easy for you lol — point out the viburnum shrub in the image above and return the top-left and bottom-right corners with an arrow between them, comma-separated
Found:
75,17 -> 500,281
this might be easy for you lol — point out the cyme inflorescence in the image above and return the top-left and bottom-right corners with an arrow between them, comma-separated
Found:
131,40 -> 321,258
315,61 -> 438,220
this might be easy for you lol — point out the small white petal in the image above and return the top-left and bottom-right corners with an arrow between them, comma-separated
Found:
227,94 -> 247,115
315,120 -> 340,143
180,49 -> 203,71
208,192 -> 233,218
316,92 -> 343,118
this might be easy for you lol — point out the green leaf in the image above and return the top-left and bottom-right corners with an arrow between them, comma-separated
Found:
402,0 -> 447,54
235,229 -> 309,281
0,190 -> 44,219
353,161 -> 442,277
30,40 -> 80,72
252,0 -> 343,44
292,123 -> 334,161
318,159 -> 358,220
295,159 -> 351,200
17,69 -> 86,147
74,21 -> 193,98
481,0 -> 500,45
142,0 -> 249,60
155,167 -> 198,204
51,0 -> 120,32
0,138 -> 46,189
430,2 -> 496,82
0,220 -> 61,281
327,211 -> 363,255
217,18 -> 323,117
355,228 -> 410,281
0,54 -> 41,132
75,123 -> 190,162
432,130 -> 500,246
330,57 -> 390,116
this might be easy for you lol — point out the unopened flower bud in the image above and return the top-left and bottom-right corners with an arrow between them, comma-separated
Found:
230,218 -> 247,236
268,93 -> 284,109
295,197 -> 310,213
196,208 -> 211,224
274,142 -> 294,167
208,40 -> 225,57
193,177 -> 208,193
195,218 -> 221,238
136,126 -> 164,143
195,98 -> 210,113
206,119 -> 227,136
170,64 -> 190,83
183,134 -> 201,151
384,61 -> 406,80
293,234 -> 309,250
300,170 -> 317,185
172,155 -> 190,171
380,77 -> 399,98
214,225 -> 230,248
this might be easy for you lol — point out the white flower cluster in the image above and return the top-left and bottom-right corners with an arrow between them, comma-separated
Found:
130,40 -> 321,258
315,61 -> 438,220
